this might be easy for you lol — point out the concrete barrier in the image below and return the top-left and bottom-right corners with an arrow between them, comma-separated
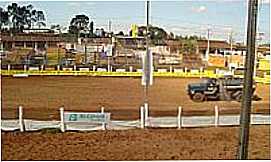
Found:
191,69 -> 200,74
174,69 -> 183,73
157,69 -> 167,73
116,69 -> 126,72
97,68 -> 107,72
79,68 -> 90,72
29,67 -> 39,71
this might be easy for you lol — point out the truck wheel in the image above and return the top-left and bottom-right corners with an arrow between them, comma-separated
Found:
192,93 -> 205,102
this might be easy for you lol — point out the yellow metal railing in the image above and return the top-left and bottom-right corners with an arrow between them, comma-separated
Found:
1,69 -> 270,84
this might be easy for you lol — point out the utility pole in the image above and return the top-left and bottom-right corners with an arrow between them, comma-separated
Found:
229,28 -> 233,69
206,28 -> 210,63
237,0 -> 258,159
144,0 -> 150,104
57,44 -> 60,65
107,20 -> 112,72
84,38 -> 87,64
108,20 -> 112,34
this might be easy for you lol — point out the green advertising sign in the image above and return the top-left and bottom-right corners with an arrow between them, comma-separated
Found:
64,112 -> 110,123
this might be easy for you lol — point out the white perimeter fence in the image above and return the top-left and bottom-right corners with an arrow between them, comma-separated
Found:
1,105 -> 270,132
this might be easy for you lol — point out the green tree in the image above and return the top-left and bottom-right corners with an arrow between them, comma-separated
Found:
0,7 -> 9,30
6,3 -> 46,32
89,21 -> 94,37
51,24 -> 66,34
35,10 -> 46,28
69,14 -> 90,37
116,31 -> 124,36
129,25 -> 168,45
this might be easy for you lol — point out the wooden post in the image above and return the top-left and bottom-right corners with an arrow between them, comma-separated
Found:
140,106 -> 145,128
144,103 -> 148,127
60,107 -> 65,132
19,106 -> 24,132
101,107 -> 106,130
215,105 -> 219,127
177,106 -> 182,129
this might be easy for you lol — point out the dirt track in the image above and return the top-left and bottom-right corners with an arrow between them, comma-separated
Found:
1,76 -> 270,120
1,76 -> 270,160
2,125 -> 270,160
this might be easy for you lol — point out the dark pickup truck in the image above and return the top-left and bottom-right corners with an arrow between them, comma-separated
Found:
187,76 -> 258,102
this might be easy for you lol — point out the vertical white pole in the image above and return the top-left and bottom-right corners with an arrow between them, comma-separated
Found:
8,64 -> 11,71
41,65 -> 44,72
215,68 -> 219,76
107,57 -> 110,72
177,106 -> 182,129
140,106 -> 145,128
215,105 -> 219,127
19,106 -> 24,132
23,65 -> 26,72
129,66 -> 133,72
206,28 -> 210,62
57,65 -> 60,71
93,65 -> 96,72
170,66 -> 173,73
73,65 -> 76,71
60,107 -> 65,132
184,67 -> 187,74
101,107 -> 106,130
144,103 -> 148,127
200,67 -> 203,78
101,107 -> 104,113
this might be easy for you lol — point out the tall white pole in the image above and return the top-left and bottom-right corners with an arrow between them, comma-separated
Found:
177,106 -> 182,129
60,107 -> 65,132
206,28 -> 210,63
19,106 -> 24,132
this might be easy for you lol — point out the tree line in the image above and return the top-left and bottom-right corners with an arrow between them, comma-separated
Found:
0,3 -> 46,32
0,2 -> 204,45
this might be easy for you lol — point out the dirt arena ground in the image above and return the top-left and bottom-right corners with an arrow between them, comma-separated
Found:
1,76 -> 270,120
1,76 -> 270,160
2,125 -> 270,160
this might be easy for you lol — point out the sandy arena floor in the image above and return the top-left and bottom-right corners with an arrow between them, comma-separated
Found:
1,125 -> 270,160
1,76 -> 270,120
1,76 -> 270,160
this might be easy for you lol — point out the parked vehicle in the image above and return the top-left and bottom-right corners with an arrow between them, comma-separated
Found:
187,76 -> 259,102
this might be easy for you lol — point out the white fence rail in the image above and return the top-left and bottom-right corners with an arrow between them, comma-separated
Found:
1,106 -> 270,132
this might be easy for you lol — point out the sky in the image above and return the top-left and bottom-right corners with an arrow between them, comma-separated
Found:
0,0 -> 270,44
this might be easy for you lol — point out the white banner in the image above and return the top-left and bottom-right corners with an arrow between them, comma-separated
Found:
64,112 -> 110,123
142,49 -> 153,86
